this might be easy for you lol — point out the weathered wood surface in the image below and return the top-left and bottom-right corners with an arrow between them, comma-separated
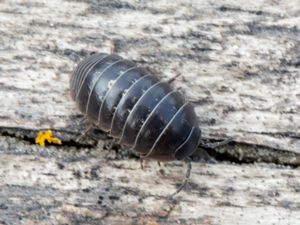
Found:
0,0 -> 300,224
1,136 -> 300,225
0,0 -> 299,163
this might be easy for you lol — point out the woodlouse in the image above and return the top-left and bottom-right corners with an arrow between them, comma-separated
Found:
70,53 -> 228,195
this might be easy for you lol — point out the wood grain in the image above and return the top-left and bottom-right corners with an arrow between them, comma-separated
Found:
0,0 -> 299,164
0,0 -> 300,224
1,136 -> 300,225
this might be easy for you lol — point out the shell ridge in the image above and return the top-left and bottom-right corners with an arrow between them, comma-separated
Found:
141,102 -> 189,159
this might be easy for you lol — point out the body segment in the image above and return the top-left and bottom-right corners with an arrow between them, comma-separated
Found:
70,53 -> 201,161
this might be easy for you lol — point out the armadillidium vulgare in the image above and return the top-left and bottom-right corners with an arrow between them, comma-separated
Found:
70,53 -> 225,195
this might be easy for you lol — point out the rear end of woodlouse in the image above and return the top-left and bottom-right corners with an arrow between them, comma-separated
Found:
70,53 -> 202,194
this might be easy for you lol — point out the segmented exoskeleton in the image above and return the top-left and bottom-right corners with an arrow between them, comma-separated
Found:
70,53 -> 202,195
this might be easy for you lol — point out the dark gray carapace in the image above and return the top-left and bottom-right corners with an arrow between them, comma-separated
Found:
70,53 -> 201,162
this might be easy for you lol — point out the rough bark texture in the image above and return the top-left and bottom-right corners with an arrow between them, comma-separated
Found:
0,0 -> 300,224
1,136 -> 300,225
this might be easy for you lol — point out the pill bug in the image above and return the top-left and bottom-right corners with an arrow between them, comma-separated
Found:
70,53 -> 202,195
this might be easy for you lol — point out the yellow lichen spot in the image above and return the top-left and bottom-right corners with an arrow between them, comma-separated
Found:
35,130 -> 62,147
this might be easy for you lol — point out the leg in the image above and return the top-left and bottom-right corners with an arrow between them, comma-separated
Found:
110,39 -> 115,54
157,161 -> 161,167
77,115 -> 88,125
171,157 -> 192,197
76,124 -> 93,142
140,157 -> 144,170
166,73 -> 181,84
106,140 -> 115,150
199,137 -> 233,149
